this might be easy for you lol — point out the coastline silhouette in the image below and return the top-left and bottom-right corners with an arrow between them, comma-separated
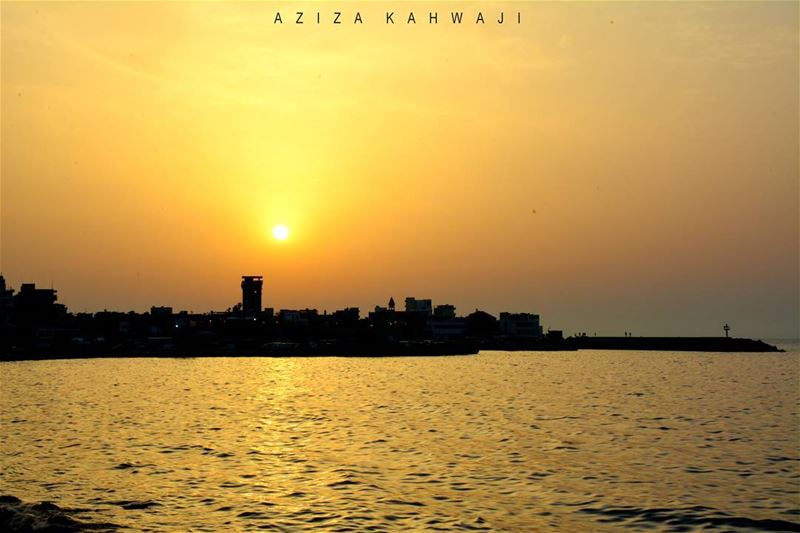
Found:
0,275 -> 780,360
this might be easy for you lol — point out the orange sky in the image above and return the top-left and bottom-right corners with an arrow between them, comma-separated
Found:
1,1 -> 798,337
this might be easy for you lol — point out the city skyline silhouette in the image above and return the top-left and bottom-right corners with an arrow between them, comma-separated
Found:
1,1 -> 797,339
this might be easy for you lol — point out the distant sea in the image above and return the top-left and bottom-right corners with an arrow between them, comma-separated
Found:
1,344 -> 798,531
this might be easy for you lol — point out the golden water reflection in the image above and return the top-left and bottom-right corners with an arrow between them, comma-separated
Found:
1,350 -> 798,531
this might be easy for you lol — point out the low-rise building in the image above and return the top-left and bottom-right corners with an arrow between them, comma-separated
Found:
405,297 -> 432,316
499,312 -> 543,338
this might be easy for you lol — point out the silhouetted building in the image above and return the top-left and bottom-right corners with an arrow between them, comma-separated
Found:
278,309 -> 318,326
15,283 -> 57,309
388,297 -> 395,310
465,310 -> 499,338
431,304 -> 465,340
331,307 -> 360,326
369,305 -> 396,324
0,276 -> 14,333
0,276 -> 13,300
241,276 -> 263,316
499,312 -> 542,338
434,304 -> 456,319
405,297 -> 432,316
11,282 -> 67,329
149,306 -> 174,335
0,276 -> 14,313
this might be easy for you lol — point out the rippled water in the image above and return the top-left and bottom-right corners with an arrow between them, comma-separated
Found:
1,346 -> 799,531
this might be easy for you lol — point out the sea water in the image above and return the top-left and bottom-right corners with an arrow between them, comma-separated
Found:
1,345 -> 798,531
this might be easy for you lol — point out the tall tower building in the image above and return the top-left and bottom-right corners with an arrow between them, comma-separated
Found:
241,276 -> 263,316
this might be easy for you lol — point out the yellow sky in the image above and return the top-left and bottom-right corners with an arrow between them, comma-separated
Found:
1,1 -> 798,336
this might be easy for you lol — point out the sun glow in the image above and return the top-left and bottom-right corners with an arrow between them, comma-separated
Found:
272,224 -> 290,241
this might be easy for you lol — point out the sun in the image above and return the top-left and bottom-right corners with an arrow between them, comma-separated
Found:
272,224 -> 290,241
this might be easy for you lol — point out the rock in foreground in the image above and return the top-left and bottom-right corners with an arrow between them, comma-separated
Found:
0,495 -> 118,532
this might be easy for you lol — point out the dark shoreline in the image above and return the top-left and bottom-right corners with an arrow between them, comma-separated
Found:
0,337 -> 783,362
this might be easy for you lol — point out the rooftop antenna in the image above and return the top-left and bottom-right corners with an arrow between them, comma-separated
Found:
724,323 -> 730,338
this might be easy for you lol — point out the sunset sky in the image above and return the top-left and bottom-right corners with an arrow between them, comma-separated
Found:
2,1 -> 798,337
